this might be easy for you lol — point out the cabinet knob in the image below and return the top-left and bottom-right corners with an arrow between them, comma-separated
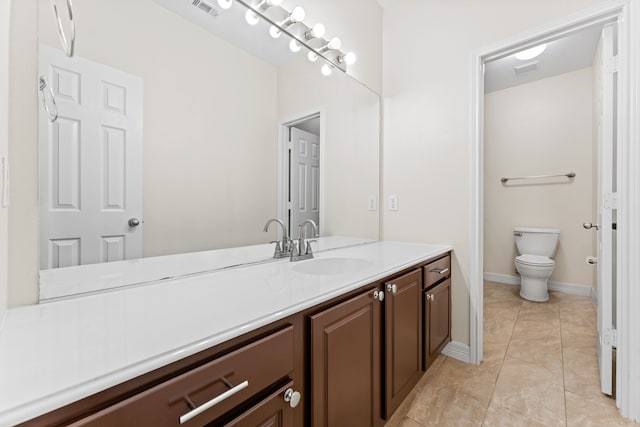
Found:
284,388 -> 301,408
373,290 -> 385,302
386,283 -> 398,295
426,294 -> 434,302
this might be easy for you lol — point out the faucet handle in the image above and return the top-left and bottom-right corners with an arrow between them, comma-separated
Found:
305,240 -> 317,255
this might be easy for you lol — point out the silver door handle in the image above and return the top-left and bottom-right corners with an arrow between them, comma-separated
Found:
583,222 -> 599,230
430,267 -> 449,275
179,380 -> 249,424
586,256 -> 598,265
128,218 -> 140,227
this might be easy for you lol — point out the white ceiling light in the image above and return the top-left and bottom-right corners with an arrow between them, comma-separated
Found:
270,6 -> 305,39
289,39 -> 301,53
245,9 -> 259,25
514,44 -> 547,60
304,23 -> 325,40
307,51 -> 318,62
321,63 -> 333,76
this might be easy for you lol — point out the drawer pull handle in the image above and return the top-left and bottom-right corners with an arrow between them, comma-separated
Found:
387,283 -> 398,295
179,380 -> 249,424
430,267 -> 449,275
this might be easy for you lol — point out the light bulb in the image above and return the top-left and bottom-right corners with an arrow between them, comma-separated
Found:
217,0 -> 232,10
311,23 -> 325,38
342,52 -> 357,65
291,6 -> 305,22
307,51 -> 318,62
289,39 -> 301,53
269,25 -> 282,39
514,43 -> 547,60
245,9 -> 259,25
321,63 -> 333,76
328,37 -> 342,50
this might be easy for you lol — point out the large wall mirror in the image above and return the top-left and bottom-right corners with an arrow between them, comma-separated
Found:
35,0 -> 380,295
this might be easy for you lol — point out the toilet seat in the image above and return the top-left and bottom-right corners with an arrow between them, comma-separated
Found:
515,254 -> 555,267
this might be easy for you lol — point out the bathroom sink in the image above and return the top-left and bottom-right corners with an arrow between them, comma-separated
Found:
292,257 -> 373,276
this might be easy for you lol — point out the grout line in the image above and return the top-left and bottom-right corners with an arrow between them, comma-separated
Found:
559,304 -> 569,426
480,284 -> 523,425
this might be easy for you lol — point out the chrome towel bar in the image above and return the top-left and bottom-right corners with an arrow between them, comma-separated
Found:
500,172 -> 576,183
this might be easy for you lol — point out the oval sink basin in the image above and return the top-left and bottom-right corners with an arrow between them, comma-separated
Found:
292,257 -> 373,276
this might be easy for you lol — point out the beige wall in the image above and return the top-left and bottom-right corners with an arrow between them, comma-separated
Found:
484,68 -> 595,287
8,0 -> 38,306
382,0 -> 609,345
0,0 -> 9,309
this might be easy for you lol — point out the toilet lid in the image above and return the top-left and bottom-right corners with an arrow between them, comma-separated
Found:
516,254 -> 555,267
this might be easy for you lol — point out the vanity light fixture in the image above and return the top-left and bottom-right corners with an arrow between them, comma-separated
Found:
338,52 -> 357,65
321,63 -> 334,76
514,43 -> 547,60
235,0 -> 356,75
217,0 -> 233,10
269,6 -> 305,39
303,23 -> 326,40
245,0 -> 282,26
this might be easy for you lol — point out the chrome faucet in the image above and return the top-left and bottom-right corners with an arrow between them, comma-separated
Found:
263,218 -> 291,259
291,219 -> 318,261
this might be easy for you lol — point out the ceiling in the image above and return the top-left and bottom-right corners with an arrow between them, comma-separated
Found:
153,0 -> 299,67
484,23 -> 604,93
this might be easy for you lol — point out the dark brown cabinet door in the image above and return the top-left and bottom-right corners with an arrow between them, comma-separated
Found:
424,278 -> 451,370
309,289 -> 382,427
224,382 -> 295,427
384,269 -> 423,418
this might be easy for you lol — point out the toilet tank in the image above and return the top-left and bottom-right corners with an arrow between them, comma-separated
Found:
514,227 -> 560,257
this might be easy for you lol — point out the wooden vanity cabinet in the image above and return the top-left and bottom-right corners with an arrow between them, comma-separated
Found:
423,255 -> 452,370
309,287 -> 382,427
224,382 -> 295,427
383,269 -> 423,418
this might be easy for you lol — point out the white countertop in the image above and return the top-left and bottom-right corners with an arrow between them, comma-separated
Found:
0,241 -> 451,425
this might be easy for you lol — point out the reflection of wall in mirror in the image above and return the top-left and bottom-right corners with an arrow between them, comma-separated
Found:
0,0 -> 9,309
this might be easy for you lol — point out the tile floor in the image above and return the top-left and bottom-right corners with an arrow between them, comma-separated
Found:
385,281 -> 636,426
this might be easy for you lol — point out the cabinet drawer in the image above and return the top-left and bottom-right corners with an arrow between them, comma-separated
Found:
424,255 -> 451,288
73,326 -> 295,427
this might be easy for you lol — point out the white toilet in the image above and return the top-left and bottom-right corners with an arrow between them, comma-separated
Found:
514,227 -> 560,302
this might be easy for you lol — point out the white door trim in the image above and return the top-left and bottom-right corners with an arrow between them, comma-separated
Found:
469,0 -> 640,420
277,107 -> 325,240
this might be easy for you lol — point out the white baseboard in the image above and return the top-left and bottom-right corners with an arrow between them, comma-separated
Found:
591,286 -> 598,306
483,272 -> 592,296
441,340 -> 470,363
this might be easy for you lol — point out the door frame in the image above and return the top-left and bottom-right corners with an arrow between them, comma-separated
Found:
469,0 -> 640,420
277,107 -> 325,240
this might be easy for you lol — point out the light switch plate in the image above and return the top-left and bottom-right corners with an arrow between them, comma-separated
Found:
389,195 -> 398,211
368,195 -> 377,211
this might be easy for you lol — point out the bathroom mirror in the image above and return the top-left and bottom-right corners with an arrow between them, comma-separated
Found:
35,0 -> 380,278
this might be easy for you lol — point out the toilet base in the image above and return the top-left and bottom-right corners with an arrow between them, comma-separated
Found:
519,277 -> 549,302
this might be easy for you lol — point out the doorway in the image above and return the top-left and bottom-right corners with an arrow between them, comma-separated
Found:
277,111 -> 324,242
468,1 -> 628,404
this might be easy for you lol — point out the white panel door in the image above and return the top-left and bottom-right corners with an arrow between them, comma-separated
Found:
39,45 -> 143,269
289,127 -> 320,235
596,24 -> 617,396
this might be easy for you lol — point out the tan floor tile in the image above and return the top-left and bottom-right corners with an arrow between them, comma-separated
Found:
560,308 -> 597,337
563,346 -> 602,401
482,405 -> 551,427
407,384 -> 486,427
397,417 -> 424,427
565,390 -> 636,426
428,357 -> 499,406
506,333 -> 563,376
487,356 -> 565,426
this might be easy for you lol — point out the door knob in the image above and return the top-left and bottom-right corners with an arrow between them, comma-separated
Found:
283,388 -> 301,408
583,222 -> 599,230
128,218 -> 141,227
586,256 -> 598,265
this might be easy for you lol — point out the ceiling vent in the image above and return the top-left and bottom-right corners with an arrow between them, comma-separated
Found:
191,0 -> 220,17
514,61 -> 538,75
